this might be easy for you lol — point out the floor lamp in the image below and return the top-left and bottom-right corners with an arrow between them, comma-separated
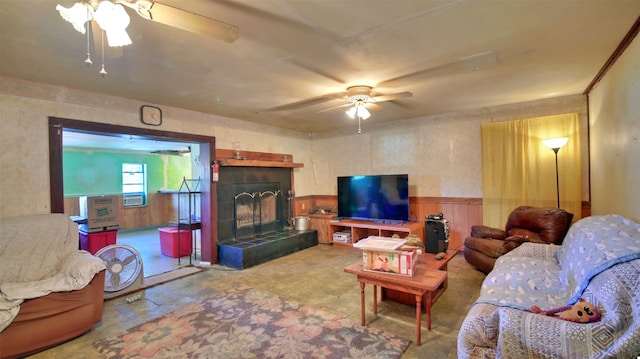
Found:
543,137 -> 569,208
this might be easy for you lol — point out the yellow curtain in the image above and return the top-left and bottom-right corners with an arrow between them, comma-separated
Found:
481,113 -> 581,228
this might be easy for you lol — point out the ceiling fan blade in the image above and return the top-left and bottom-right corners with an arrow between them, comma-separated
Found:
148,2 -> 239,43
367,103 -> 384,111
260,92 -> 347,112
316,102 -> 352,113
371,91 -> 413,102
378,63 -> 454,87
286,58 -> 348,84
313,87 -> 411,113
378,51 -> 498,87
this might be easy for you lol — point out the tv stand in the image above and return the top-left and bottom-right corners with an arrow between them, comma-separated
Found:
372,219 -> 405,225
328,219 -> 423,249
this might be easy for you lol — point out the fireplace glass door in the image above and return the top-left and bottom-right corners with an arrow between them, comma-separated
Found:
233,183 -> 283,239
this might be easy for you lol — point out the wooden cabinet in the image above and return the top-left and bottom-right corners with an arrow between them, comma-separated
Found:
328,219 -> 424,249
308,213 -> 338,244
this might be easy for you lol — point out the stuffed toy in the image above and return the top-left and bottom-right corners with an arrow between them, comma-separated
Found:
530,298 -> 601,323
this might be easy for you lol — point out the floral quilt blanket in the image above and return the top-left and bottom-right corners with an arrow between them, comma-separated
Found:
458,215 -> 640,358
476,214 -> 640,310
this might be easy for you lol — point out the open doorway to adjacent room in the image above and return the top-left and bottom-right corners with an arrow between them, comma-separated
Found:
48,117 -> 216,278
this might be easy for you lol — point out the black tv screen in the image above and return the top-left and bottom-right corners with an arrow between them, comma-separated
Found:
337,174 -> 410,223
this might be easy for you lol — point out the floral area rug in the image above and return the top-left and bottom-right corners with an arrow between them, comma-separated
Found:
94,285 -> 410,358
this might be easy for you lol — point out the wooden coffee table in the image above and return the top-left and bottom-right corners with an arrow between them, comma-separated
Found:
381,249 -> 458,306
344,257 -> 448,346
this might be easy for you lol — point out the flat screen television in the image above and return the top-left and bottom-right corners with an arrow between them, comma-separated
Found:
337,174 -> 410,223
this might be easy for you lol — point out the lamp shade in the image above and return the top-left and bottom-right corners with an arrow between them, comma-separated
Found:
358,106 -> 371,120
56,3 -> 92,34
346,103 -> 371,120
543,137 -> 568,150
346,106 -> 357,119
93,1 -> 132,47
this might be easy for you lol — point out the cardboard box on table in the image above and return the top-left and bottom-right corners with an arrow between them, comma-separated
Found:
354,236 -> 418,277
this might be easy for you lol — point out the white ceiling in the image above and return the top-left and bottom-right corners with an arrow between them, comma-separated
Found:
1,0 -> 639,137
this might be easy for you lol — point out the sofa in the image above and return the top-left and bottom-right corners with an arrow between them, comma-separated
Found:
458,214 -> 640,358
0,214 -> 106,359
464,206 -> 573,274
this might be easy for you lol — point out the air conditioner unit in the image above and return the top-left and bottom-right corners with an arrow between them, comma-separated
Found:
123,194 -> 144,207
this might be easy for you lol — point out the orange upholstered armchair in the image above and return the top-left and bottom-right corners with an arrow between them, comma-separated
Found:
463,206 -> 573,274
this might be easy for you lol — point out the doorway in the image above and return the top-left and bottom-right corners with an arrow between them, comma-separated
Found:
48,117 -> 218,267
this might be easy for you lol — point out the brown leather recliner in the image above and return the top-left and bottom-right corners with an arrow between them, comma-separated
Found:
463,206 -> 573,274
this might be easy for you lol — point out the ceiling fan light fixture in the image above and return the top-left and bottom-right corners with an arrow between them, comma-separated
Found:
358,105 -> 371,120
349,93 -> 372,102
93,1 -> 132,47
56,3 -> 93,34
347,85 -> 374,103
57,1 -> 132,47
346,106 -> 357,119
345,102 -> 371,120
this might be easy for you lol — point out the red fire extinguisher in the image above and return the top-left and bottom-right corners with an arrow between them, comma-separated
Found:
212,161 -> 219,183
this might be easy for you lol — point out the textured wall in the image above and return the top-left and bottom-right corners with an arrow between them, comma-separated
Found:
310,95 -> 588,198
0,76 -> 589,219
0,77 -> 311,217
588,35 -> 639,221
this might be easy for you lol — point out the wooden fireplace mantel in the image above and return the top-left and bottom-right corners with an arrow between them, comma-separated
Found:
216,149 -> 303,168
219,159 -> 303,168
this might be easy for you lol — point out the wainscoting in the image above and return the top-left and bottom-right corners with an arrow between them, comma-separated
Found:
294,195 -> 482,251
64,192 -> 178,230
64,194 -> 589,254
412,197 -> 482,251
294,196 -> 592,251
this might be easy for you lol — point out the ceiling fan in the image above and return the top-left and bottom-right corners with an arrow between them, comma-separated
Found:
56,0 -> 239,44
263,51 -> 499,115
120,0 -> 239,43
261,85 -> 412,134
57,0 -> 239,75
262,85 -> 413,114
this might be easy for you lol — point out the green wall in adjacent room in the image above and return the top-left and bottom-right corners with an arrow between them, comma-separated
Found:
63,148 -> 192,197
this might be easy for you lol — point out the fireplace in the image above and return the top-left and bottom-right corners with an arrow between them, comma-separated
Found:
234,187 -> 283,239
217,166 -> 317,269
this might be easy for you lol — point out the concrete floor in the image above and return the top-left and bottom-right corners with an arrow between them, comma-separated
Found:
116,227 -> 202,277
28,244 -> 485,359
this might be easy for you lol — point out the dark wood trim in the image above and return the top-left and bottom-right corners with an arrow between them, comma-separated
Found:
218,159 -> 303,168
585,95 -> 592,209
216,149 -> 293,162
294,195 -> 317,200
216,149 -> 303,168
581,201 -> 592,219
49,122 -> 65,213
47,117 -> 219,263
296,195 -> 483,204
298,196 -> 590,209
198,142 -> 217,263
412,197 -> 483,205
584,16 -> 640,95
48,117 -> 215,144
